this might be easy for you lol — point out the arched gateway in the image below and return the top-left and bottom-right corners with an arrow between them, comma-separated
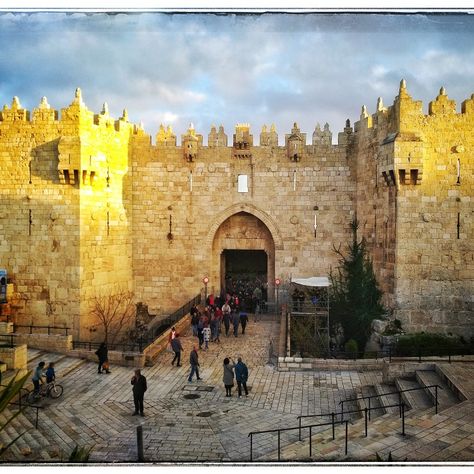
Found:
207,204 -> 281,305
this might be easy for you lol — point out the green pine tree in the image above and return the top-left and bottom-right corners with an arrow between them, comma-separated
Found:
330,219 -> 385,352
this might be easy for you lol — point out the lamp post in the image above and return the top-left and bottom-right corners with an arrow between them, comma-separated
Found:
203,276 -> 209,305
275,278 -> 281,317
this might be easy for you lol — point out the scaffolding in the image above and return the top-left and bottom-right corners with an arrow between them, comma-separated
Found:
286,277 -> 330,357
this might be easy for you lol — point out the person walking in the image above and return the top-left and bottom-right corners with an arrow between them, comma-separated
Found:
131,369 -> 147,416
171,334 -> 183,366
234,357 -> 249,398
197,316 -> 204,349
95,342 -> 110,374
188,346 -> 201,382
223,357 -> 236,397
222,301 -> 231,336
232,311 -> 240,337
203,323 -> 211,350
240,312 -> 248,335
191,307 -> 200,337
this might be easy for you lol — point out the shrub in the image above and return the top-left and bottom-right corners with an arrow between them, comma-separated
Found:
395,333 -> 474,357
344,339 -> 359,359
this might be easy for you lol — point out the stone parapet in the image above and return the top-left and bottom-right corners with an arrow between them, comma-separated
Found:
0,343 -> 27,370
277,355 -> 383,372
13,333 -> 73,353
68,349 -> 146,368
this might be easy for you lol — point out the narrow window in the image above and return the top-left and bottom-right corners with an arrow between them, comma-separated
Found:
457,159 -> 461,185
82,170 -> 87,185
410,169 -> 418,185
237,174 -> 248,193
457,212 -> 461,239
189,171 -> 193,192
293,170 -> 297,191
399,169 -> 406,185
107,210 -> 110,237
90,171 -> 96,185
63,170 -> 70,185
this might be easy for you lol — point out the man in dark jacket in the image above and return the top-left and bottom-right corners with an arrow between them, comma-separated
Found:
95,342 -> 110,374
234,357 -> 249,397
171,334 -> 183,366
131,369 -> 147,416
188,345 -> 201,382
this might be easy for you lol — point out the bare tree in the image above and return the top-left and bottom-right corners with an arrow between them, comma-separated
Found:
90,288 -> 135,344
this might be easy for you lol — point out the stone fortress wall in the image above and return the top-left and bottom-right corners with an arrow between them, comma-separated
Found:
0,81 -> 472,341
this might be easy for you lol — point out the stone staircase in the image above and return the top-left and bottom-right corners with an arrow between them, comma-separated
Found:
255,366 -> 463,461
0,351 -> 91,461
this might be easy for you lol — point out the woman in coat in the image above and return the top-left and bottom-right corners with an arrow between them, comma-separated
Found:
222,357 -> 236,397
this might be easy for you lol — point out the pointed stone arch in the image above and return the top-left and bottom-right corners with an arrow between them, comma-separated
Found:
205,203 -> 283,251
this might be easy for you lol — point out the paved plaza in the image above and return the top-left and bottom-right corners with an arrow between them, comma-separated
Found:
2,314 -> 474,464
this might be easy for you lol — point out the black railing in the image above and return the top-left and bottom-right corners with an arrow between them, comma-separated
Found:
0,384 -> 43,429
248,419 -> 349,462
339,384 -> 442,417
0,333 -> 18,347
72,340 -> 144,353
72,294 -> 201,355
13,324 -> 70,336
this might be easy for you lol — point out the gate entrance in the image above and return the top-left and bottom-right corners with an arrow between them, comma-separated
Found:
223,249 -> 267,310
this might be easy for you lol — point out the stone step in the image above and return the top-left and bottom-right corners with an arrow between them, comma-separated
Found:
359,385 -> 385,419
415,370 -> 459,409
374,383 -> 400,415
395,377 -> 433,411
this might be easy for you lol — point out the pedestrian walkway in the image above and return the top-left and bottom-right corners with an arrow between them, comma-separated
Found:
0,314 -> 386,462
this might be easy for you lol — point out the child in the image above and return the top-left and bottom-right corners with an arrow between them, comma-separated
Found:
45,362 -> 56,384
202,324 -> 211,350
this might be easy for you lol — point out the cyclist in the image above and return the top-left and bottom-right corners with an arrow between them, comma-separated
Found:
45,362 -> 56,384
32,361 -> 45,396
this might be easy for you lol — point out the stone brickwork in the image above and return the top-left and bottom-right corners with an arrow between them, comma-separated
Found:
0,81 -> 472,340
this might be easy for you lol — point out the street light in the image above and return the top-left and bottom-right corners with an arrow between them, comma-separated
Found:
203,276 -> 209,305
275,278 -> 281,317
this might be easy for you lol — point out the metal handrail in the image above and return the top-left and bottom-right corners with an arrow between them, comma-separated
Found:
0,333 -> 19,347
0,384 -> 43,428
13,324 -> 71,336
338,383 -> 442,415
248,419 -> 349,461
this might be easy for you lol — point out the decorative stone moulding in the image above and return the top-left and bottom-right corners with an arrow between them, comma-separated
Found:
290,215 -> 299,225
186,215 -> 195,224
146,215 -> 155,223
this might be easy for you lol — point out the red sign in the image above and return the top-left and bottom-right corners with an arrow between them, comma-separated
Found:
275,278 -> 281,286
203,277 -> 209,284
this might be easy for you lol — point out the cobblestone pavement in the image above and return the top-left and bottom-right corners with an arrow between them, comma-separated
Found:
6,314 -> 385,463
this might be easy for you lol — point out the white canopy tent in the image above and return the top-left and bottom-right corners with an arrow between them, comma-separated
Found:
291,276 -> 330,287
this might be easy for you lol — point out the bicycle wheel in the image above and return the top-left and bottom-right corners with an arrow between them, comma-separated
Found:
49,384 -> 63,399
27,391 -> 40,404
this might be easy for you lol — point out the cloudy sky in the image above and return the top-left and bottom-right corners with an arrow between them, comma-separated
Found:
1,11 -> 474,144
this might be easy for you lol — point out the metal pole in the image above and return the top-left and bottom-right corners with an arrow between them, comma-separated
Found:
345,420 -> 348,456
35,408 -> 39,429
364,407 -> 368,437
277,430 -> 281,461
309,426 -> 312,458
401,403 -> 405,436
137,425 -> 144,461
418,347 -> 421,363
298,417 -> 302,441
250,434 -> 253,462
435,385 -> 438,415
340,401 -> 344,422
205,283 -> 208,305
398,392 -> 402,418
368,398 -> 371,421
331,412 -> 335,440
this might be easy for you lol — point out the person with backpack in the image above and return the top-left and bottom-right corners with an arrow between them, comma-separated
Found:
240,312 -> 248,335
234,357 -> 249,398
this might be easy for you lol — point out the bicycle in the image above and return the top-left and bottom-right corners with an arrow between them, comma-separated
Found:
27,381 -> 63,403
